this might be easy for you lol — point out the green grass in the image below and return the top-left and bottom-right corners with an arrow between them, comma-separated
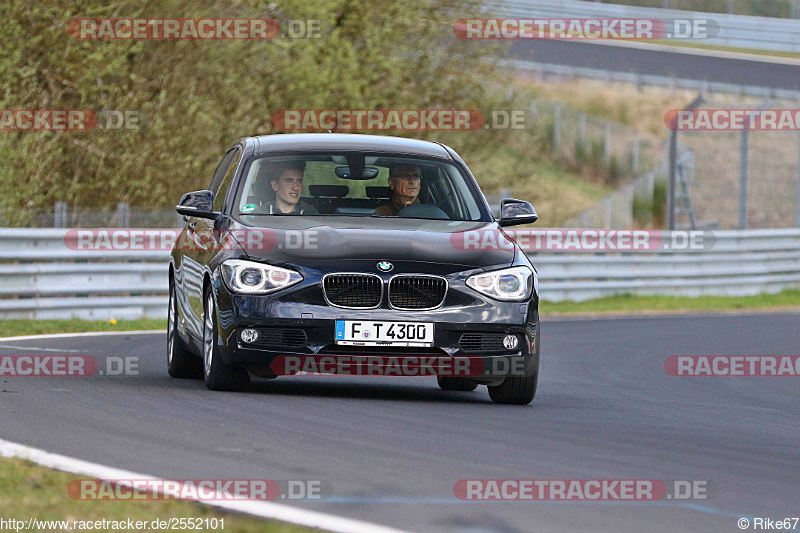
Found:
2,291 -> 799,340
0,318 -> 165,338
467,145 -> 612,225
0,457 -> 313,533
542,289 -> 800,315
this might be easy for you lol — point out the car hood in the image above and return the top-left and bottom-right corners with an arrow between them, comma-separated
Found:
227,216 -> 516,271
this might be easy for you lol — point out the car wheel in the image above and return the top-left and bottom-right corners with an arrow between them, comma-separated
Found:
437,376 -> 478,391
167,279 -> 202,379
487,372 -> 537,405
203,287 -> 250,391
488,325 -> 540,405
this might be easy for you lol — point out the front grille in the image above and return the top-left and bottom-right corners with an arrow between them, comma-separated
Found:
323,274 -> 382,308
389,275 -> 447,309
250,328 -> 307,348
459,333 -> 508,353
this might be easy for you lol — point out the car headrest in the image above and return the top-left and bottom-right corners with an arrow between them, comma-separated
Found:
366,186 -> 392,199
251,164 -> 275,204
309,185 -> 349,198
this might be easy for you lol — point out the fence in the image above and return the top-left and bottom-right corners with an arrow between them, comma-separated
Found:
530,99 -> 662,182
670,98 -> 800,230
488,0 -> 800,51
531,229 -> 800,301
1,228 -> 799,319
0,204 -> 181,229
562,94 -> 800,230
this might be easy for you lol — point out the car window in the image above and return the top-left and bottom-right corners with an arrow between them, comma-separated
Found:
212,147 -> 241,212
234,153 -> 487,221
208,148 -> 236,193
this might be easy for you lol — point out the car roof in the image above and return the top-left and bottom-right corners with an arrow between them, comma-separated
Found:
249,133 -> 453,159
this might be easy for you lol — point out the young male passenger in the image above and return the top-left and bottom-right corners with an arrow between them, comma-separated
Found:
266,162 -> 318,215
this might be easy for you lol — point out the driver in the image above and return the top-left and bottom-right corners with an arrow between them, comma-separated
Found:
376,163 -> 422,216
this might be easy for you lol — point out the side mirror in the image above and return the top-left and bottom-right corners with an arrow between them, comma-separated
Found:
498,198 -> 538,227
175,190 -> 219,221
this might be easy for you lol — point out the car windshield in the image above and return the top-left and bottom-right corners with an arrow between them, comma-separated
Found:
234,153 -> 486,221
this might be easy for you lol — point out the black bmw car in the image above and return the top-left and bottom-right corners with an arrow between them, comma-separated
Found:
169,133 -> 540,404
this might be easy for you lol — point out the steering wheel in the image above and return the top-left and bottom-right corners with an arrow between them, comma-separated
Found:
395,204 -> 450,220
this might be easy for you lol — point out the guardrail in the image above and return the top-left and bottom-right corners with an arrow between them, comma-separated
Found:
0,229 -> 170,320
497,59 -> 800,102
487,0 -> 800,52
1,228 -> 799,319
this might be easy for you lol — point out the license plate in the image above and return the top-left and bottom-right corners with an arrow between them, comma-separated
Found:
335,320 -> 434,347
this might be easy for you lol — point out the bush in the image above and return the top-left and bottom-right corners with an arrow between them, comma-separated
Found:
0,0 -> 502,211
653,179 -> 667,228
632,193 -> 652,227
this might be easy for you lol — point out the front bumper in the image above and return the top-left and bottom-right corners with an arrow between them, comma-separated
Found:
211,270 -> 539,380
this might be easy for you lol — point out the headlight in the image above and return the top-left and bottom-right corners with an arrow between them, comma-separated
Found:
466,266 -> 534,301
221,259 -> 302,295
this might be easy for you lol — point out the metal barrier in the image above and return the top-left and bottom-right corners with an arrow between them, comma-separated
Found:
1,228 -> 799,319
498,59 -> 800,102
487,0 -> 800,52
531,233 -> 800,301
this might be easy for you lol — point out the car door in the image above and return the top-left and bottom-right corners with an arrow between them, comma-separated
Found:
182,146 -> 241,339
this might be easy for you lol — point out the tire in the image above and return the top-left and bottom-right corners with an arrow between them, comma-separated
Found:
437,376 -> 478,392
167,279 -> 202,379
202,286 -> 250,391
488,324 -> 540,405
487,372 -> 537,405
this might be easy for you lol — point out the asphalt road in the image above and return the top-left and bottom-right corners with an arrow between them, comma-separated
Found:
2,313 -> 799,532
508,40 -> 800,92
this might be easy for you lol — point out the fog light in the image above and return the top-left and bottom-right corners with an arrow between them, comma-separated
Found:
240,328 -> 259,344
503,334 -> 519,350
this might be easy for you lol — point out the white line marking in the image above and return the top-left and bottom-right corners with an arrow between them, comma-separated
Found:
0,437 -> 410,533
544,310 -> 800,322
0,345 -> 95,353
0,330 -> 163,342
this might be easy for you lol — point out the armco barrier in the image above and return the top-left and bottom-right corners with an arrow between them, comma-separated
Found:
1,228 -> 800,319
487,0 -> 800,53
497,58 -> 800,103
0,229 -> 170,320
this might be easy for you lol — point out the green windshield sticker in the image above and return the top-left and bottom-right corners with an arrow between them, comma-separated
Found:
241,204 -> 256,213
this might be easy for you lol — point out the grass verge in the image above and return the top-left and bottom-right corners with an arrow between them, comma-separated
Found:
466,145 -> 612,224
0,319 -> 166,338
541,289 -> 800,316
0,456 -> 312,532
1,291 -> 799,340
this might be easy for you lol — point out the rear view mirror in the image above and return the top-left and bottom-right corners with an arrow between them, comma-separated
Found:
176,190 -> 219,220
335,166 -> 381,180
498,198 -> 538,227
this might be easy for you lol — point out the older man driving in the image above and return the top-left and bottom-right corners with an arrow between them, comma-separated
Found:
376,163 -> 422,216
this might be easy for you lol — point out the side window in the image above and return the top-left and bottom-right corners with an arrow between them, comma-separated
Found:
209,149 -> 235,193
212,148 -> 241,212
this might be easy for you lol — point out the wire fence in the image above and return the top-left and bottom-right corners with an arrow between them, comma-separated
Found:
0,204 -> 182,229
675,98 -> 800,230
531,99 -> 662,186
564,95 -> 800,230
